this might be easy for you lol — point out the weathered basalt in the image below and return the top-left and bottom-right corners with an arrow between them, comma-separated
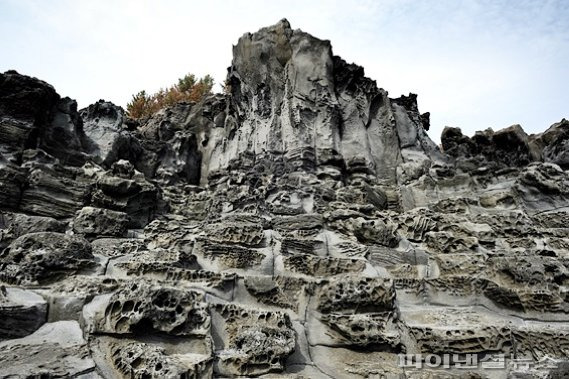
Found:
0,19 -> 568,378
0,321 -> 97,377
87,281 -> 210,336
73,206 -> 130,237
0,232 -> 95,285
0,287 -> 47,340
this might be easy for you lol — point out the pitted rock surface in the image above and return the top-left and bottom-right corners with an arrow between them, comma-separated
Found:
1,19 -> 569,378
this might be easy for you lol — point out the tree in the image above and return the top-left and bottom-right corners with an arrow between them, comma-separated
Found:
177,74 -> 196,93
126,90 -> 156,120
126,73 -> 214,120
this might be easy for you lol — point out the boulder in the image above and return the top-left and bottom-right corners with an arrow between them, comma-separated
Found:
0,162 -> 26,210
0,321 -> 97,377
135,101 -> 208,184
90,163 -> 158,228
0,287 -> 47,339
515,162 -> 569,215
73,206 -> 129,237
0,70 -> 59,160
80,100 -> 141,167
533,118 -> 569,169
1,212 -> 67,237
0,70 -> 87,165
19,161 -> 92,218
442,124 -> 537,167
0,232 -> 94,285
85,281 -> 210,336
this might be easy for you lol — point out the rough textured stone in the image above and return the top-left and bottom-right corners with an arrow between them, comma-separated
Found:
80,100 -> 141,167
86,281 -> 210,337
532,118 -> 569,168
0,19 -> 568,378
0,163 -> 26,210
212,303 -> 296,376
91,336 -> 213,379
19,160 -> 92,218
136,101 -> 205,184
441,124 -> 537,168
0,287 -> 47,340
1,212 -> 67,237
0,70 -> 87,165
73,206 -> 129,237
0,232 -> 95,285
90,161 -> 159,228
0,321 -> 98,377
0,211 -> 67,250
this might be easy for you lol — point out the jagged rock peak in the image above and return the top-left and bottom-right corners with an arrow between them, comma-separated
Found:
198,19 -> 442,185
441,119 -> 569,171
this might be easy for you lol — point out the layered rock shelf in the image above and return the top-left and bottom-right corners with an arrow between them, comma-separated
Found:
1,19 -> 569,378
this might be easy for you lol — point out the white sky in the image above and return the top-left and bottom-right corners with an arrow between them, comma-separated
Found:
1,0 -> 568,142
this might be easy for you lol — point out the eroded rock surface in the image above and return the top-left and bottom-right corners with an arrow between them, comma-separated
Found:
0,287 -> 47,340
1,19 -> 569,378
0,232 -> 95,285
0,321 -> 98,377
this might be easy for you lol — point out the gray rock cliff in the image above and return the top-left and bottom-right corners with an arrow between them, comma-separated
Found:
1,19 -> 569,378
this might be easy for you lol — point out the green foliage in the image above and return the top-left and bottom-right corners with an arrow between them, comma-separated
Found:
127,73 -> 214,120
177,74 -> 196,93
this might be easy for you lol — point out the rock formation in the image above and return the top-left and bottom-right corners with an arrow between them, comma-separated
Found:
1,19 -> 569,378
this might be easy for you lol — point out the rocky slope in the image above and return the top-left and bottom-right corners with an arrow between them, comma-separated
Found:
1,19 -> 569,378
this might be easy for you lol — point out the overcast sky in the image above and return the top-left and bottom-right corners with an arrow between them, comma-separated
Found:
1,0 -> 568,142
